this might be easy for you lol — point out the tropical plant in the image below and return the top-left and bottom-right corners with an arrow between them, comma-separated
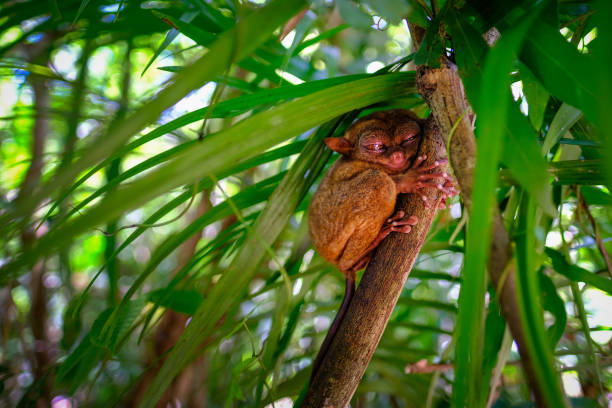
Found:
0,0 -> 610,407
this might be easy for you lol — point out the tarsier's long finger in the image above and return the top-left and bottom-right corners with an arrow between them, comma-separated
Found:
411,155 -> 427,168
417,172 -> 454,183
443,181 -> 459,196
415,181 -> 458,197
415,181 -> 442,190
441,184 -> 459,196
415,158 -> 448,172
441,186 -> 458,196
421,195 -> 434,209
446,189 -> 459,197
391,215 -> 418,227
386,210 -> 405,223
392,224 -> 413,234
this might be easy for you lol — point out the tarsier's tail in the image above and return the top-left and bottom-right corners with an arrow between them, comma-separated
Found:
310,276 -> 356,383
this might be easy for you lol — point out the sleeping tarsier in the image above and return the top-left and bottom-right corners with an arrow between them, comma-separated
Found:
308,109 -> 456,380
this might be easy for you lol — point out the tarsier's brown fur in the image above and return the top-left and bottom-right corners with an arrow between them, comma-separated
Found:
308,109 -> 456,381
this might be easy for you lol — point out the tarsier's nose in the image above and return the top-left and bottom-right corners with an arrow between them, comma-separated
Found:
390,150 -> 405,165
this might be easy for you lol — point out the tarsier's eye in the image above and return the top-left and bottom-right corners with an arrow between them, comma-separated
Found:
365,142 -> 386,152
401,134 -> 419,146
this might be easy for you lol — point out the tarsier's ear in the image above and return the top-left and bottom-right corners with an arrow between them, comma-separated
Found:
324,137 -> 353,156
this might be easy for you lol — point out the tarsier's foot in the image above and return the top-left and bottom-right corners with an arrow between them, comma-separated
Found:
383,210 -> 419,234
348,211 -> 419,273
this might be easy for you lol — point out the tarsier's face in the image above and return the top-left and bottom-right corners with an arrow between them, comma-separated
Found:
353,120 -> 421,172
323,109 -> 424,173
348,111 -> 422,173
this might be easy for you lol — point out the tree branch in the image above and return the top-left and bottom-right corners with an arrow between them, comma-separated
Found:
415,57 -> 547,406
301,117 -> 449,407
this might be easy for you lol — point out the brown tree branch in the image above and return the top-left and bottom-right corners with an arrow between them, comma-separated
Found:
280,8 -> 309,40
415,56 -> 547,406
404,20 -> 552,404
301,118 -> 449,407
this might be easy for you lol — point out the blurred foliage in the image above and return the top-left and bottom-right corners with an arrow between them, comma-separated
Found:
0,0 -> 610,407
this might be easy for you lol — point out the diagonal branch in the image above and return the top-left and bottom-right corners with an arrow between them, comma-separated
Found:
301,117 -> 450,407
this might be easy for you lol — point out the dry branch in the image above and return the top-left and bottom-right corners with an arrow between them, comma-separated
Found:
301,117 -> 449,407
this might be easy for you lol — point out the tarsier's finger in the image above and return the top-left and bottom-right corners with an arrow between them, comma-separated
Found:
379,224 -> 393,236
415,181 -> 443,190
415,181 -> 458,197
415,158 -> 448,172
417,172 -> 454,183
411,155 -> 427,168
386,210 -> 405,223
394,224 -> 413,234
405,215 -> 418,225
392,215 -> 418,226
391,215 -> 418,227
440,186 -> 457,195
443,181 -> 459,196
421,195 -> 434,209
442,184 -> 459,196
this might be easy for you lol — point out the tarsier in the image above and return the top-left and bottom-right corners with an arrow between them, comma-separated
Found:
308,109 -> 456,379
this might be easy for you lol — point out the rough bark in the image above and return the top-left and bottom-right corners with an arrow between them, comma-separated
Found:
415,56 -> 547,407
301,117 -> 449,407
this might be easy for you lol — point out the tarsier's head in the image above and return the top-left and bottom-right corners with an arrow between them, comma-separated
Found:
324,109 -> 424,173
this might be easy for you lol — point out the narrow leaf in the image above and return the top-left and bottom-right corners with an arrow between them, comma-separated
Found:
502,102 -> 557,216
546,247 -> 612,295
542,103 -> 582,155
520,62 -> 549,131
454,13 -> 539,407
148,289 -> 203,315
520,21 -> 597,122
539,271 -> 567,347
515,196 -> 568,408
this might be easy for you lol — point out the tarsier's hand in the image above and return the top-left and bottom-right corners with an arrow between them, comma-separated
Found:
396,155 -> 458,208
